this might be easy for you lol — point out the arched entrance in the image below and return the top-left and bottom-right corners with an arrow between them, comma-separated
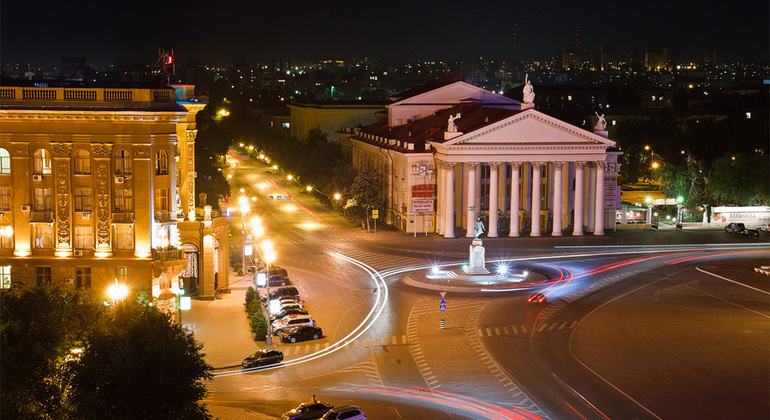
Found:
181,243 -> 199,295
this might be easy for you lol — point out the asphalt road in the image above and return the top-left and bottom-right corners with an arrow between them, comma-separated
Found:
210,153 -> 770,420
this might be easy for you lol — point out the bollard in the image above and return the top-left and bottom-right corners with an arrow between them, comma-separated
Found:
440,319 -> 445,329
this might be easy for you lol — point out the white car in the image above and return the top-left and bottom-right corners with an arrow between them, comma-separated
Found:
760,223 -> 769,232
272,315 -> 316,334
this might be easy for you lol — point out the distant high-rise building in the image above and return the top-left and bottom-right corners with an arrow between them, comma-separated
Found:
599,46 -> 618,70
61,56 -> 88,81
704,51 -> 718,64
644,47 -> 669,71
560,45 -> 581,70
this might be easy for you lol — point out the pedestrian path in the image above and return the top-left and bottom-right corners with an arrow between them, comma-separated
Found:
476,320 -> 578,338
331,248 -> 430,271
275,334 -> 410,357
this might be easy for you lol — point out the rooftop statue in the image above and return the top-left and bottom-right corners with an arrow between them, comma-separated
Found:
594,111 -> 607,131
447,112 -> 461,133
523,74 -> 535,104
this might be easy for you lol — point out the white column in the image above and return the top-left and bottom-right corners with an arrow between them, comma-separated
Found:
509,162 -> 520,237
498,163 -> 507,214
466,163 -> 477,238
587,165 -> 596,232
552,162 -> 563,236
489,163 -> 499,237
436,163 -> 445,235
444,163 -> 455,238
574,162 -> 585,235
531,162 -> 542,237
594,161 -> 606,235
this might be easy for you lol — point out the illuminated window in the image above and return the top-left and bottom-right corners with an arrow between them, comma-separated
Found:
0,266 -> 10,288
114,149 -> 132,174
155,150 -> 169,175
35,266 -> 51,285
0,148 -> 10,174
0,187 -> 10,211
74,188 -> 92,212
116,266 -> 129,285
155,188 -> 169,212
34,188 -> 53,211
113,189 -> 133,213
33,149 -> 52,175
76,266 -> 91,289
74,227 -> 93,249
115,226 -> 133,249
0,231 -> 11,249
34,226 -> 53,249
73,150 -> 91,175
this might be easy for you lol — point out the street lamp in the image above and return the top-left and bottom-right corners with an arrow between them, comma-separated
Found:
333,193 -> 341,201
263,246 -> 276,345
107,279 -> 128,306
306,185 -> 313,193
239,196 -> 251,274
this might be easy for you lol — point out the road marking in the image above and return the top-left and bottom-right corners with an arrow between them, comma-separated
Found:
402,335 -> 408,344
511,325 -> 518,334
478,328 -> 483,336
494,327 -> 500,335
314,344 -> 320,352
503,326 -> 510,334
559,322 -> 567,330
354,340 -> 359,349
570,321 -> 578,328
548,323 -> 558,331
364,339 -> 369,348
486,327 -> 492,336
537,324 -> 547,332
373,338 -> 378,346
696,266 -> 770,295
521,325 -> 527,333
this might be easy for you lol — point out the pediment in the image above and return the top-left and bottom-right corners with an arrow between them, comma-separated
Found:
393,81 -> 520,107
443,109 -> 615,148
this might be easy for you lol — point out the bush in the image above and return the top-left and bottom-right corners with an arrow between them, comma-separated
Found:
244,287 -> 267,341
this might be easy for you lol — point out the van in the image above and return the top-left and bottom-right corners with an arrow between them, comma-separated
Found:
725,222 -> 745,233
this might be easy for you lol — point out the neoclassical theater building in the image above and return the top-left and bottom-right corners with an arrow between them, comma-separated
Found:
0,85 -> 229,311
339,81 -> 621,238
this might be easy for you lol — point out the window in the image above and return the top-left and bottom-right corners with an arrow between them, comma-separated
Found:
76,266 -> 91,289
34,226 -> 53,249
74,150 -> 91,175
114,149 -> 132,174
74,227 -> 93,249
74,188 -> 93,212
33,149 -> 52,175
115,226 -> 133,249
0,148 -> 10,174
0,266 -> 10,289
155,188 -> 169,212
34,188 -> 53,211
155,150 -> 169,175
116,266 -> 128,285
114,189 -> 133,213
0,232 -> 11,249
35,266 -> 51,286
0,187 -> 10,211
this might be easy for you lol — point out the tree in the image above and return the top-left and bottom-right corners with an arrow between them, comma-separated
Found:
658,159 -> 708,208
708,153 -> 769,206
1,285 -> 102,419
347,167 -> 385,232
68,299 -> 213,420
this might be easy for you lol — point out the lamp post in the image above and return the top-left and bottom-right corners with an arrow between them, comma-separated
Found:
263,245 -> 276,345
107,279 -> 128,306
239,196 -> 250,275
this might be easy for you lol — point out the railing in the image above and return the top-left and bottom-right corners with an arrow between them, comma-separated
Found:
111,212 -> 134,223
64,89 -> 97,101
153,89 -> 172,101
153,248 -> 183,263
30,211 -> 54,222
154,211 -> 176,223
22,88 -> 56,100
105,90 -> 133,101
0,88 -> 15,99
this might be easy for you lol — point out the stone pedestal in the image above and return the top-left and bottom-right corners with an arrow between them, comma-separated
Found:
467,238 -> 490,274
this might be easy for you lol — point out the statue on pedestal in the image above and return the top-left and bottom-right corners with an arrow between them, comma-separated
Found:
473,218 -> 485,238
594,111 -> 607,131
447,113 -> 461,133
523,74 -> 535,104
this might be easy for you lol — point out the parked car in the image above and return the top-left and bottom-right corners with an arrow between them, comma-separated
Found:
269,275 -> 293,287
270,307 -> 309,322
725,222 -> 745,233
271,286 -> 301,301
527,292 -> 547,304
741,228 -> 760,238
268,267 -> 289,278
281,400 -> 334,420
273,315 -> 316,334
275,297 -> 304,309
759,223 -> 769,232
321,405 -> 366,420
242,349 -> 283,368
279,325 -> 323,343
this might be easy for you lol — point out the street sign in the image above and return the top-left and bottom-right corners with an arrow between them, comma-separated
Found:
372,210 -> 379,219
439,303 -> 446,312
411,184 -> 434,198
411,199 -> 434,213
439,291 -> 446,298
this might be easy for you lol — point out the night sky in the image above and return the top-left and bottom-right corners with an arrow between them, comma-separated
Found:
1,0 -> 768,67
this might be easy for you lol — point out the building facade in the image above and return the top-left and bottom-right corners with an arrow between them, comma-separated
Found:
0,86 -> 229,312
339,81 -> 621,237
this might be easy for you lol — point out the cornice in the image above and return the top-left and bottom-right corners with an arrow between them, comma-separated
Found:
0,111 -> 183,123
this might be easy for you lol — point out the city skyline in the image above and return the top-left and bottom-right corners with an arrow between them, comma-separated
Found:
2,0 -> 768,68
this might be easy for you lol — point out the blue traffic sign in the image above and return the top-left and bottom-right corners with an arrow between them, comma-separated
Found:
440,298 -> 446,304
439,303 -> 447,312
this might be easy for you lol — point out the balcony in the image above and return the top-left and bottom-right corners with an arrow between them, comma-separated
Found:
154,211 -> 176,223
152,248 -> 183,263
30,211 -> 54,223
111,212 -> 134,224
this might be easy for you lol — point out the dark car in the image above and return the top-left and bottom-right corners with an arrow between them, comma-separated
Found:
741,228 -> 760,238
267,267 -> 289,279
268,275 -> 293,287
725,222 -> 745,233
279,325 -> 323,343
242,349 -> 283,368
271,286 -> 300,301
527,292 -> 547,304
281,401 -> 334,420
270,307 -> 309,321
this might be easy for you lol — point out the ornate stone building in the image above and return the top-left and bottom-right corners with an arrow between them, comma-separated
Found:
339,81 -> 621,237
0,85 -> 229,311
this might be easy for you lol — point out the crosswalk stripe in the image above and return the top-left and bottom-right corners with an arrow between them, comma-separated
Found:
494,327 -> 500,335
511,325 -> 518,334
478,328 -> 483,336
486,328 -> 492,336
548,323 -> 557,331
537,324 -> 547,332
559,322 -> 567,330
373,338 -> 378,346
503,326 -> 509,335
570,321 -> 578,328
364,339 -> 369,348
314,344 -> 320,352
354,340 -> 359,349
521,325 -> 527,334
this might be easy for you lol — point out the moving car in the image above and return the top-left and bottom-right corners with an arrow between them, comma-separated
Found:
273,315 -> 316,334
741,228 -> 760,238
281,400 -> 334,420
527,292 -> 547,304
242,349 -> 283,368
321,405 -> 366,420
279,325 -> 323,343
724,222 -> 745,233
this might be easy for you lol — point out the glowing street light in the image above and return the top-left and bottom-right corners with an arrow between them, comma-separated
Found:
333,193 -> 342,200
107,280 -> 129,305
306,186 -> 313,192
287,175 -> 293,181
